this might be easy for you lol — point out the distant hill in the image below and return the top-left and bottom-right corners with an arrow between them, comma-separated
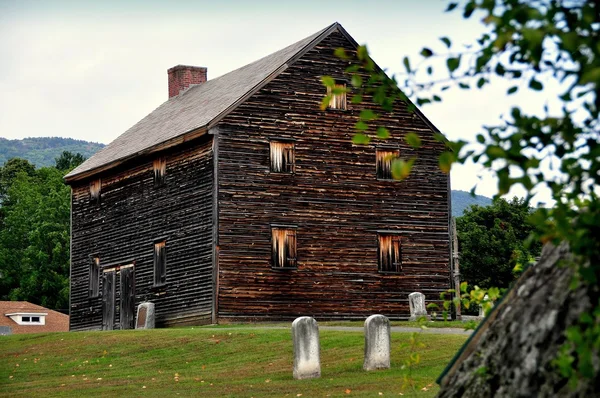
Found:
0,137 -> 105,168
451,190 -> 493,217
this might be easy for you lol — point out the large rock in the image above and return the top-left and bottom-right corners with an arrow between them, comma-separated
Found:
437,243 -> 599,397
292,316 -> 321,380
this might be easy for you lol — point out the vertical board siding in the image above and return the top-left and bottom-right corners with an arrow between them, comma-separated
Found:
216,31 -> 450,320
70,137 -> 214,330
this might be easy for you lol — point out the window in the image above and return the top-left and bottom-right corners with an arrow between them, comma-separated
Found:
89,256 -> 100,297
153,157 -> 166,187
327,82 -> 347,110
20,316 -> 41,324
90,179 -> 101,203
378,234 -> 402,273
272,227 -> 297,269
154,240 -> 167,286
6,313 -> 46,325
376,149 -> 400,180
270,142 -> 295,173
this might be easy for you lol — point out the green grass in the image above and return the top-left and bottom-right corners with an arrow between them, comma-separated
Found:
0,327 -> 467,397
212,319 -> 478,329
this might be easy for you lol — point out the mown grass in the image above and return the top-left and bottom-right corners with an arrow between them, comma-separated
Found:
0,327 -> 467,397
213,319 -> 478,329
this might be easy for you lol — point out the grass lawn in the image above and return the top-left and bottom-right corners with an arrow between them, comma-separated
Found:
211,319 -> 479,329
0,327 -> 467,397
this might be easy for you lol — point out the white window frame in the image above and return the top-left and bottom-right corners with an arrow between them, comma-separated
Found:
6,312 -> 47,325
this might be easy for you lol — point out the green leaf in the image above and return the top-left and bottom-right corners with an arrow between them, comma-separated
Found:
357,45 -> 368,61
376,127 -> 390,139
458,82 -> 470,89
529,78 -> 543,91
355,121 -> 369,131
477,77 -> 486,88
333,47 -> 349,60
440,37 -> 452,48
476,134 -> 485,144
391,158 -> 415,180
331,86 -> 347,95
350,75 -> 363,88
352,133 -> 370,145
486,146 -> 506,159
507,86 -> 518,95
321,76 -> 335,87
346,64 -> 361,73
405,133 -> 422,148
439,151 -> 455,173
498,168 -> 510,194
433,132 -> 446,143
420,48 -> 433,58
559,92 -> 572,101
446,2 -> 458,11
320,95 -> 331,111
403,56 -> 411,73
463,1 -> 475,18
351,94 -> 363,104
447,57 -> 460,72
495,63 -> 506,76
359,109 -> 377,121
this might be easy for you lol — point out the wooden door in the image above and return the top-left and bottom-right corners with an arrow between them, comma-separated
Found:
102,270 -> 116,330
119,266 -> 135,330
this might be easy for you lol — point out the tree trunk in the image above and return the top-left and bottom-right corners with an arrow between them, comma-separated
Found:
437,243 -> 599,397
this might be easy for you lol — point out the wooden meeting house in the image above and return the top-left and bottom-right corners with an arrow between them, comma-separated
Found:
65,22 -> 451,331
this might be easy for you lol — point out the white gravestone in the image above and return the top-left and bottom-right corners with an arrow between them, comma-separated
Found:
292,316 -> 321,379
408,292 -> 430,321
135,302 -> 155,329
363,314 -> 391,371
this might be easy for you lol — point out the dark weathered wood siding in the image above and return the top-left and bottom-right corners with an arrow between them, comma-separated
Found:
215,31 -> 450,320
69,136 -> 214,330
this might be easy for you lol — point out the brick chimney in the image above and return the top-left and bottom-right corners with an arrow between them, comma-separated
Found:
167,65 -> 207,98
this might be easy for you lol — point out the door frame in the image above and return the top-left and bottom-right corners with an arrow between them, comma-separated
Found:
100,261 -> 136,331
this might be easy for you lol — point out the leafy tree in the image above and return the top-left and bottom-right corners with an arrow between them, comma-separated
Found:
55,151 -> 86,171
457,197 -> 542,289
0,158 -> 36,203
0,165 -> 70,310
326,0 -> 600,385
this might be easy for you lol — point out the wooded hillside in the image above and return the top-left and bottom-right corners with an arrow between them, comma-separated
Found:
0,137 -> 104,168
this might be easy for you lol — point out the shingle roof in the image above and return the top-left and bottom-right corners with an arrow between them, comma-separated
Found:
65,23 -> 339,181
0,301 -> 69,334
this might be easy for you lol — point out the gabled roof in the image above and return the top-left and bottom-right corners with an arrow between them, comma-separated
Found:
65,22 -> 441,183
65,23 -> 344,182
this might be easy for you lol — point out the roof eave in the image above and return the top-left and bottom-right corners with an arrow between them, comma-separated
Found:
64,125 -> 208,184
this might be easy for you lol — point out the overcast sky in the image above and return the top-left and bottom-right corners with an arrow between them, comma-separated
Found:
0,0 -> 555,202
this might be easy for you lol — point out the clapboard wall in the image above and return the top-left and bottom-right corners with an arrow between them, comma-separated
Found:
69,136 -> 214,330
215,31 -> 451,320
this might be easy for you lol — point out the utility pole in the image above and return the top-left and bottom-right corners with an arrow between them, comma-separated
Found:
452,217 -> 461,320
